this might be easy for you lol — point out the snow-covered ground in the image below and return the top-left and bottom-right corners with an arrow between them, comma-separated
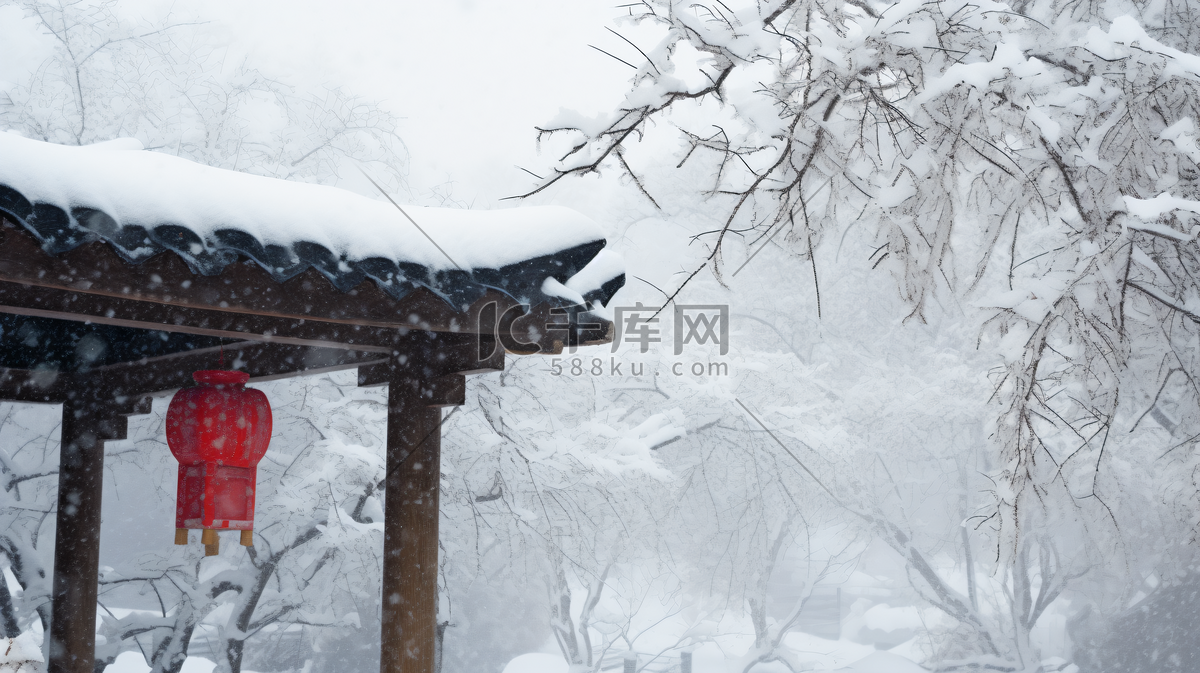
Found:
105,652 -> 235,673
499,638 -> 927,673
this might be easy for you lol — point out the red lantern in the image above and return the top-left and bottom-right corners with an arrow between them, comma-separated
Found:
166,370 -> 272,555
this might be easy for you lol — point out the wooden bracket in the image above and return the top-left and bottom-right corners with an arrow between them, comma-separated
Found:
358,331 -> 501,405
419,375 -> 465,408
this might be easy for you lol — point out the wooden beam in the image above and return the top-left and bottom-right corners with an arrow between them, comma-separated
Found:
360,367 -> 464,408
0,219 -> 525,335
0,368 -> 66,404
0,281 -> 401,353
0,279 -> 606,358
0,220 -> 611,354
358,333 -> 502,386
372,364 -> 445,673
48,391 -> 150,673
82,342 -> 388,395
0,344 -> 387,403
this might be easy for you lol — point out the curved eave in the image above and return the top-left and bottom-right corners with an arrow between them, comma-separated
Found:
0,183 -> 625,312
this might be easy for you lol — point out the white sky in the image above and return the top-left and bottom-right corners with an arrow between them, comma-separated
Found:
178,1 -> 639,206
0,0 -> 671,284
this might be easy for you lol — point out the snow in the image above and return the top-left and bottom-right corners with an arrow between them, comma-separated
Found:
1127,221 -> 1195,242
835,651 -> 927,673
103,652 -> 245,673
540,277 -> 587,306
501,653 -> 568,673
1161,118 -> 1200,163
916,39 -> 1048,105
0,132 -> 606,272
1026,105 -> 1062,144
3,1 -> 1198,671
1124,193 -> 1200,220
877,182 -> 916,208
1085,16 -> 1200,80
500,643 -> 928,673
855,603 -> 926,632
564,249 -> 626,303
542,109 -> 619,137
0,632 -> 42,673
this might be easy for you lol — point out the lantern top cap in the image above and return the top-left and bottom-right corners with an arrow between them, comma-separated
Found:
193,370 -> 250,386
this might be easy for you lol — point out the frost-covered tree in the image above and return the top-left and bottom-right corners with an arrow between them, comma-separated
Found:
439,357 -> 686,671
93,374 -> 389,673
7,0 -> 1199,669
0,0 -> 406,190
0,403 -> 61,638
528,0 -> 1200,664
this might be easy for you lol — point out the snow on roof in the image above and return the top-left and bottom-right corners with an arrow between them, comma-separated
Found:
0,132 -> 624,309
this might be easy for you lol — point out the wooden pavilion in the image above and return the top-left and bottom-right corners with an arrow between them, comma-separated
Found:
0,134 -> 622,673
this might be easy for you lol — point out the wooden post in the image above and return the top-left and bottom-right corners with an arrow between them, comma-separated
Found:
359,339 -> 474,673
48,393 -> 146,673
381,374 -> 441,673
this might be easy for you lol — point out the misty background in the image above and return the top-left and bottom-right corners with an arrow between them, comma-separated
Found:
1,1 -> 1199,672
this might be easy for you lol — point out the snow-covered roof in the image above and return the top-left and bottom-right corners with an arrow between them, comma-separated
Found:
0,132 -> 624,309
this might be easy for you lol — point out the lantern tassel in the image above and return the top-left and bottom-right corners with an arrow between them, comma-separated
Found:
240,530 -> 253,547
174,528 -> 188,545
